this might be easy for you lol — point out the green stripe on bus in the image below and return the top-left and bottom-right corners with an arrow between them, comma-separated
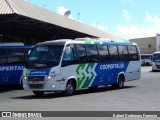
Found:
94,41 -> 100,44
85,41 -> 91,44
76,64 -> 86,88
82,72 -> 94,88
82,63 -> 95,88
77,73 -> 85,88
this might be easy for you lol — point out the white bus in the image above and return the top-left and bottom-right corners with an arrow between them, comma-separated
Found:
152,51 -> 160,71
22,38 -> 141,96
141,54 -> 152,66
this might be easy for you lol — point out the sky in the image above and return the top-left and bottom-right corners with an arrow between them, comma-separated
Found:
26,0 -> 160,40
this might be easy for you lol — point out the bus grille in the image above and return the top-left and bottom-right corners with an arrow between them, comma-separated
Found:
28,76 -> 45,89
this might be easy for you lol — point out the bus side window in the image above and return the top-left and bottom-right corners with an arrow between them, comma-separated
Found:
128,46 -> 139,60
62,45 -> 75,67
7,48 -> 25,64
76,44 -> 88,63
118,45 -> 129,61
0,48 -> 7,64
108,45 -> 119,61
97,45 -> 109,62
85,45 -> 99,63
63,48 -> 74,61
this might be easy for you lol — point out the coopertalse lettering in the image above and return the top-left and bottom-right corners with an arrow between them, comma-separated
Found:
0,66 -> 23,71
100,63 -> 124,70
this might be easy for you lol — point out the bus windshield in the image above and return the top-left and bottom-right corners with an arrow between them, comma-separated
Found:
153,54 -> 160,62
25,45 -> 64,69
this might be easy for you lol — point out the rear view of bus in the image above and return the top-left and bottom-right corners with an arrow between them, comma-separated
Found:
152,51 -> 160,71
22,39 -> 141,97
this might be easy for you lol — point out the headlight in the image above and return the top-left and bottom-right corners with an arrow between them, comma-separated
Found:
47,75 -> 53,80
23,76 -> 27,80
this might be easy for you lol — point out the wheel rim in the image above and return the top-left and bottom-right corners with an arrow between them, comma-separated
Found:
119,78 -> 124,88
66,82 -> 73,95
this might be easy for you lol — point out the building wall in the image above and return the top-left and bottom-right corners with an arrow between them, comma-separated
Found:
130,37 -> 156,54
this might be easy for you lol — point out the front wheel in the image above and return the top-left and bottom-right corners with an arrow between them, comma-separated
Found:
112,76 -> 124,89
64,80 -> 76,96
33,91 -> 44,97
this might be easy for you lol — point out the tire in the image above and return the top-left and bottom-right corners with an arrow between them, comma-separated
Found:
33,91 -> 44,97
64,80 -> 76,96
112,76 -> 124,89
146,62 -> 150,66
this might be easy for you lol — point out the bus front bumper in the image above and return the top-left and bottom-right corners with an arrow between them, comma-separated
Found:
22,78 -> 62,91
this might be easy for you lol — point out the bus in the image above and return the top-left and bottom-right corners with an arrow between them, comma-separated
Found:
0,43 -> 32,85
141,54 -> 152,66
152,51 -> 160,71
22,38 -> 141,96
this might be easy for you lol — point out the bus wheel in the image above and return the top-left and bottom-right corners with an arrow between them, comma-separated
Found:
112,76 -> 124,89
64,80 -> 76,96
33,91 -> 44,97
146,62 -> 150,66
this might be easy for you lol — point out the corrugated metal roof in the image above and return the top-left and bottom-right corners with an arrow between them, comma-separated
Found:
0,0 -> 127,42
0,0 -> 15,14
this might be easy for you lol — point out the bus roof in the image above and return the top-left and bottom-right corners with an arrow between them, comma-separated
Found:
141,54 -> 153,55
36,40 -> 67,46
153,51 -> 160,54
36,38 -> 135,46
0,42 -> 24,46
0,45 -> 33,49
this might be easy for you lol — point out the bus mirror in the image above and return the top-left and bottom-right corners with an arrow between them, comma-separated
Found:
28,50 -> 31,55
65,47 -> 70,54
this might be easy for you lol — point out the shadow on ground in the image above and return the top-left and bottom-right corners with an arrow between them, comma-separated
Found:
0,85 -> 23,93
11,86 -> 137,100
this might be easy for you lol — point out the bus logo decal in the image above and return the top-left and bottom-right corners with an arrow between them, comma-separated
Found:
76,63 -> 97,88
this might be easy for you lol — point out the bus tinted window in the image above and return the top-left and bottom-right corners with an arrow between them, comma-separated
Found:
128,46 -> 139,60
0,48 -> 7,64
7,48 -> 25,64
118,45 -> 129,61
108,45 -> 119,61
97,45 -> 109,62
76,44 -> 87,63
153,53 -> 160,62
86,45 -> 99,62
141,55 -> 152,60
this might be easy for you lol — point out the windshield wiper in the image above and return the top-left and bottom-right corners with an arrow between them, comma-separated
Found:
34,63 -> 47,67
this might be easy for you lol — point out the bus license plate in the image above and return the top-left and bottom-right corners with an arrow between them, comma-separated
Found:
31,81 -> 40,84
